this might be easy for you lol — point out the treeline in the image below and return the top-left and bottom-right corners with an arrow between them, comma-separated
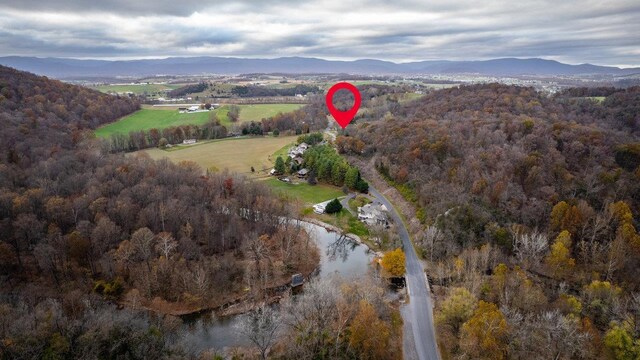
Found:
167,82 -> 208,97
554,86 -> 640,133
104,119 -> 228,152
231,84 -> 319,97
349,83 -> 640,358
303,145 -> 369,192
558,86 -> 619,97
297,132 -> 324,145
0,66 -> 318,357
243,94 -> 329,134
331,84 -> 407,125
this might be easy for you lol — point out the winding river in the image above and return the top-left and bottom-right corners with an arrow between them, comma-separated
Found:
178,221 -> 375,351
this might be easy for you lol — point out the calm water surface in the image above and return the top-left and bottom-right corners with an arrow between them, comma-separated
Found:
179,221 -> 375,351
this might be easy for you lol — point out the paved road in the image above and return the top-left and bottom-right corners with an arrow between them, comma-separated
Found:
340,193 -> 356,215
368,186 -> 440,360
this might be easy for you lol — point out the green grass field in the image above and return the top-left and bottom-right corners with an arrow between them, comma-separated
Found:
306,208 -> 370,239
217,104 -> 302,127
95,108 -> 216,137
264,178 -> 344,204
271,143 -> 292,161
137,136 -> 298,175
93,84 -> 182,94
239,104 -> 303,122
96,103 -> 303,137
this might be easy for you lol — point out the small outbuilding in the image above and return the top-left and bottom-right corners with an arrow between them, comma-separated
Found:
291,274 -> 304,287
297,168 -> 309,178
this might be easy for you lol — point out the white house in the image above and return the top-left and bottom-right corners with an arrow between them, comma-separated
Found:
358,202 -> 389,227
288,142 -> 309,158
183,139 -> 196,145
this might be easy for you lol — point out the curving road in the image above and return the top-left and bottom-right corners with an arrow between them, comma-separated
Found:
368,186 -> 440,360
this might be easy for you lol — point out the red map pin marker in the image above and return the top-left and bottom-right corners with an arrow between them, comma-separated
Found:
326,82 -> 361,129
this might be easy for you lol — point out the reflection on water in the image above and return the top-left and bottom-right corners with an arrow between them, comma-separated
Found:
180,312 -> 252,350
305,223 -> 373,278
180,221 -> 374,352
326,233 -> 357,262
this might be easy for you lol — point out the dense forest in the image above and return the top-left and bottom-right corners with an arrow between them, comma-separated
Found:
344,83 -> 640,359
0,66 -> 342,358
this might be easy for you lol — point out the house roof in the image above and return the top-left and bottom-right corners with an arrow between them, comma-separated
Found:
358,202 -> 388,222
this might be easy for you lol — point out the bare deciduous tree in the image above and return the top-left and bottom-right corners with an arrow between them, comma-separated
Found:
513,231 -> 548,269
422,226 -> 444,262
155,232 -> 177,259
237,303 -> 280,360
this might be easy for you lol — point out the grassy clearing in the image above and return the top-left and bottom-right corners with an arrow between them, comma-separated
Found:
264,178 -> 344,204
271,143 -> 293,162
137,136 -> 298,175
421,83 -> 459,89
348,195 -> 372,212
95,104 -> 303,137
400,92 -> 425,102
95,109 -> 217,137
93,84 -> 182,94
216,104 -> 303,128
238,104 -> 303,122
308,208 -> 371,238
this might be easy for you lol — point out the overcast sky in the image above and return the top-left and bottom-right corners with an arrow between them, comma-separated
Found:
0,0 -> 638,67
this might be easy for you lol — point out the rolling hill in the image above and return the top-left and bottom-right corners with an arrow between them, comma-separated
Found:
1,56 -> 638,78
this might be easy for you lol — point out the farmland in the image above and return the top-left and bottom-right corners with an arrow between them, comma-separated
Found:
237,104 -> 303,122
138,135 -> 297,175
218,104 -> 303,128
94,108 -> 216,137
92,83 -> 182,94
95,103 -> 304,137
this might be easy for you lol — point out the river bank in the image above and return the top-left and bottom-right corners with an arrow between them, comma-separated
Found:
177,220 -> 377,351
302,217 -> 384,258
119,219 -> 375,318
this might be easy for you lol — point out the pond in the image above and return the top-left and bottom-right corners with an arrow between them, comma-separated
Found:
178,221 -> 375,351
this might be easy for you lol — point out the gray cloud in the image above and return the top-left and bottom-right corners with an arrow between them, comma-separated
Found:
0,0 -> 638,66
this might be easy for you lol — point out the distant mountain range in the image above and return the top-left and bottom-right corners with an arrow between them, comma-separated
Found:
1,56 -> 638,78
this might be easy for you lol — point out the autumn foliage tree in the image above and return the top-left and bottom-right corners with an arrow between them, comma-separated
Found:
603,322 -> 640,360
348,300 -> 392,360
545,230 -> 576,278
381,248 -> 406,277
436,287 -> 477,333
460,301 -> 508,360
